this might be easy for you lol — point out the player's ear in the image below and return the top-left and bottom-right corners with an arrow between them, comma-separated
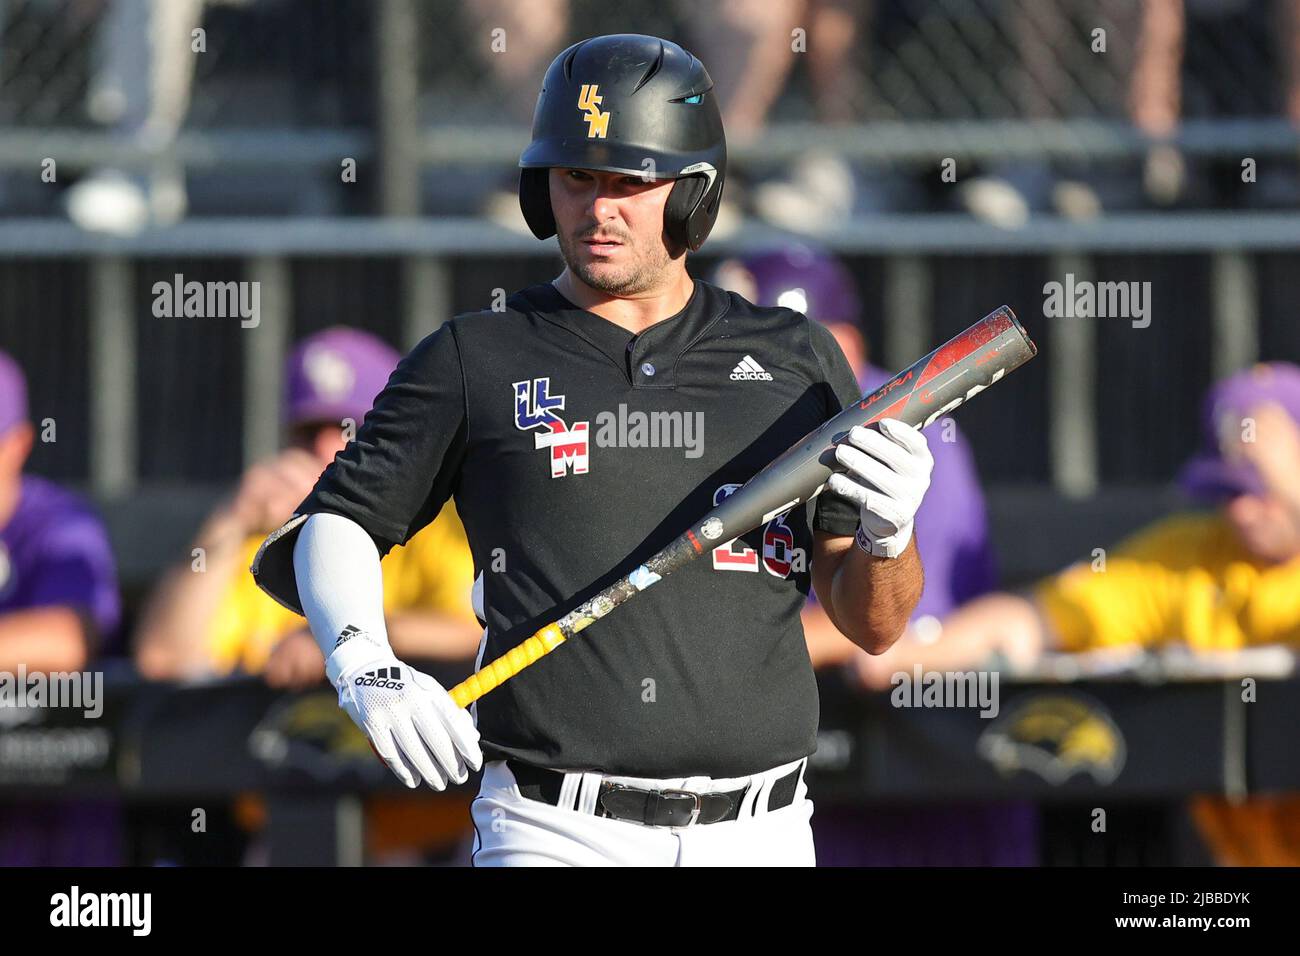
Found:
519,167 -> 557,240
663,176 -> 708,257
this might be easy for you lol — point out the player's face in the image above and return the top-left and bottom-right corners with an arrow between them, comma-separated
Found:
1223,491 -> 1300,562
0,421 -> 34,482
549,167 -> 678,296
289,422 -> 350,471
826,322 -> 866,374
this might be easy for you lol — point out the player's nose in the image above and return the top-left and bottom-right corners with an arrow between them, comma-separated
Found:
587,193 -> 622,226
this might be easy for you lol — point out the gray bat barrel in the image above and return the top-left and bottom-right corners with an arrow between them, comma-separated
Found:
685,305 -> 1036,553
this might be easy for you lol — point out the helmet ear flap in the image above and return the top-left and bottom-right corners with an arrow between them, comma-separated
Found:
665,174 -> 719,254
519,167 -> 556,240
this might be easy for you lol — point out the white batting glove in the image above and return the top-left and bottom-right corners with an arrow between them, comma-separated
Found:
325,631 -> 483,790
827,418 -> 934,559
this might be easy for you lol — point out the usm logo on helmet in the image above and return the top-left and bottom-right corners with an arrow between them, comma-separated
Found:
578,84 -> 609,139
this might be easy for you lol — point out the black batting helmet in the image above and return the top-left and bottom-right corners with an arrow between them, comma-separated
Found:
518,34 -> 727,253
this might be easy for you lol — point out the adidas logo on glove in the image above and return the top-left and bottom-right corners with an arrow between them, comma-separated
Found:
729,355 -> 773,381
355,666 -> 405,690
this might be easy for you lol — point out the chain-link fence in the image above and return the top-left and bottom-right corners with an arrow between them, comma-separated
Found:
6,1 -> 1295,125
2,1 -> 1297,144
0,0 -> 373,127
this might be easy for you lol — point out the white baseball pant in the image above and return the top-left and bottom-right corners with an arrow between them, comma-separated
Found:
469,757 -> 816,866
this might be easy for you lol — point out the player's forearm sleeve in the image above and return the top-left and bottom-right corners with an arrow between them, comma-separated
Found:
293,512 -> 391,659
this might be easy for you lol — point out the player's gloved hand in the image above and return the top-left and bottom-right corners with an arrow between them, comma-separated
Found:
827,418 -> 933,559
325,631 -> 483,790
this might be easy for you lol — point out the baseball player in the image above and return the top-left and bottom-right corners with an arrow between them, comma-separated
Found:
252,33 -> 934,866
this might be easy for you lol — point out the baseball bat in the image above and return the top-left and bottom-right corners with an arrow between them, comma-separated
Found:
448,305 -> 1036,709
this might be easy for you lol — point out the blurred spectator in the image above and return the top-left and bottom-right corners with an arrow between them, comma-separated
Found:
855,361 -> 1300,864
134,326 -> 481,687
856,361 -> 1300,681
0,348 -> 123,866
463,0 -> 570,126
961,0 -> 1185,224
712,245 -> 1027,866
0,349 -> 120,672
468,0 -> 574,229
676,0 -> 808,144
65,0 -> 210,233
132,325 -> 482,865
679,0 -> 918,226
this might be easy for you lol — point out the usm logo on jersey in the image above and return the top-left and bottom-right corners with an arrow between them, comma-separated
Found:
514,378 -> 589,477
578,84 -> 609,139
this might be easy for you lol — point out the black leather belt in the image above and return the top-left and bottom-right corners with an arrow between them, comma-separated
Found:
506,758 -> 804,828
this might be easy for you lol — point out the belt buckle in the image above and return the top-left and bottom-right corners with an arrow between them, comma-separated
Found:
597,782 -> 628,817
661,788 -> 702,827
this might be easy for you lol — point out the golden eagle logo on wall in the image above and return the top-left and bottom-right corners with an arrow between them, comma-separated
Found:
249,693 -> 378,782
977,693 -> 1126,784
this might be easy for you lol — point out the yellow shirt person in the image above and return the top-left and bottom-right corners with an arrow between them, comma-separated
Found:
1036,511 -> 1300,654
209,502 -> 477,675
849,364 -> 1300,866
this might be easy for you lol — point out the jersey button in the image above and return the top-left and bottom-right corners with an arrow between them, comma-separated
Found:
641,362 -> 656,377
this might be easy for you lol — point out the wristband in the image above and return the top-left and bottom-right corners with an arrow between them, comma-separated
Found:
324,628 -> 390,686
855,522 -> 909,559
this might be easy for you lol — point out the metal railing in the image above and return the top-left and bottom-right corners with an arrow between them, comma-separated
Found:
0,212 -> 1288,497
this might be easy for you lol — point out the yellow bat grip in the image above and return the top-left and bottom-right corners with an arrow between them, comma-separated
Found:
449,622 -> 567,708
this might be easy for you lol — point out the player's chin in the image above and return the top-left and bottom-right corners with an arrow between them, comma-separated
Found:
575,264 -> 635,293
578,248 -> 627,268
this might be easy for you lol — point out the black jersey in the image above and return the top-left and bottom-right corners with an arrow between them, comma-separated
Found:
256,278 -> 863,777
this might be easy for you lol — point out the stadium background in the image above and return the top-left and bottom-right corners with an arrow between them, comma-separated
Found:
0,0 -> 1297,866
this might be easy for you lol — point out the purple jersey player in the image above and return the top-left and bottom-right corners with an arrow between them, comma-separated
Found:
0,351 -> 120,661
0,349 -> 123,865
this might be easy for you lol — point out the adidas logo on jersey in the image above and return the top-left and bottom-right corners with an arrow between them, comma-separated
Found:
730,355 -> 772,381
355,666 -> 405,690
